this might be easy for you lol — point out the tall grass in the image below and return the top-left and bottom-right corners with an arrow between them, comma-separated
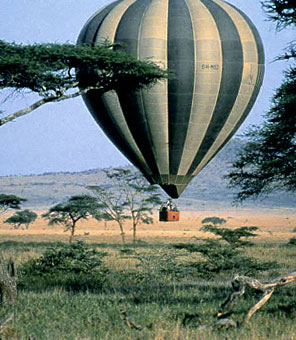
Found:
0,238 -> 295,340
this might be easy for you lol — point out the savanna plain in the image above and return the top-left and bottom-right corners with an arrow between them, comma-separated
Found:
0,209 -> 295,340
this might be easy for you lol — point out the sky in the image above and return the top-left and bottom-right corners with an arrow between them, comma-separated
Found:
0,0 -> 295,176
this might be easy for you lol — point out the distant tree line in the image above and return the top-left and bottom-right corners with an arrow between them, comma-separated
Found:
1,168 -> 161,243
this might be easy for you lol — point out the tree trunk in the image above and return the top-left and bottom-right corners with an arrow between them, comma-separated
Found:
118,221 -> 126,245
132,223 -> 137,244
69,225 -> 75,243
0,253 -> 17,334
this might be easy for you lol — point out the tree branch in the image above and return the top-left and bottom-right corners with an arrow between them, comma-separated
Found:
0,85 -> 102,126
199,271 -> 296,330
215,271 -> 296,328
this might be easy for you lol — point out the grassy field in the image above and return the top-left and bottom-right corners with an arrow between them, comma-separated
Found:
0,210 -> 295,340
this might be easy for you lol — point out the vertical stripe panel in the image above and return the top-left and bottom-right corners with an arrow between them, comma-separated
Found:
93,0 -> 153,175
77,1 -> 122,45
95,0 -> 138,42
79,0 -> 153,178
167,0 -> 195,177
225,2 -> 265,129
177,0 -> 223,176
192,0 -> 260,175
114,0 -> 161,176
82,92 -> 152,179
101,92 -> 152,175
138,0 -> 169,178
187,0 -> 244,176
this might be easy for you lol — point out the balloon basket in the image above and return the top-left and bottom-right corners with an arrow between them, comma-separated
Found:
159,199 -> 180,222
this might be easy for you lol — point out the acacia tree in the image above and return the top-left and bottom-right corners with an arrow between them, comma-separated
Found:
88,183 -> 130,245
88,168 -> 161,244
227,1 -> 296,202
0,40 -> 168,126
0,194 -> 26,215
42,195 -> 99,243
4,209 -> 37,229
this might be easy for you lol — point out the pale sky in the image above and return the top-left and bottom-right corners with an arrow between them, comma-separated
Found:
0,0 -> 295,176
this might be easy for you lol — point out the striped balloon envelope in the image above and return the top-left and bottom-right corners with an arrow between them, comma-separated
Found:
78,0 -> 264,198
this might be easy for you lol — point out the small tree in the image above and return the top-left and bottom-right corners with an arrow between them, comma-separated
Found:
4,209 -> 37,229
88,168 -> 161,243
42,195 -> 99,243
87,184 -> 130,245
0,194 -> 26,215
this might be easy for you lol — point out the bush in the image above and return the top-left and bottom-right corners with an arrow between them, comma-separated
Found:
19,241 -> 108,291
173,219 -> 276,278
20,240 -> 107,276
288,237 -> 296,246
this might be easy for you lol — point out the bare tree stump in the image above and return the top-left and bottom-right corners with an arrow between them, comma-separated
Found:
0,252 -> 17,334
0,253 -> 17,307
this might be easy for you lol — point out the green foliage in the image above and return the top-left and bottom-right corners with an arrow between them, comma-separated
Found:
19,241 -> 108,292
0,40 -> 167,94
4,209 -> 37,229
293,227 -> 296,233
228,2 -> 296,202
287,237 -> 296,246
130,249 -> 187,285
200,224 -> 258,247
0,40 -> 168,125
173,219 -> 273,278
261,0 -> 296,60
5,239 -> 296,339
261,0 -> 296,29
227,68 -> 296,201
0,194 -> 26,214
19,241 -> 107,276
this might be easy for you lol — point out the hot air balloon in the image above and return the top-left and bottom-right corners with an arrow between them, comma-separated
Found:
78,0 -> 264,199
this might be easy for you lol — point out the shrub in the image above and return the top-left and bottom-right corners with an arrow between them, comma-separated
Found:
19,241 -> 108,291
173,219 -> 275,278
133,249 -> 187,284
288,237 -> 296,246
201,216 -> 226,226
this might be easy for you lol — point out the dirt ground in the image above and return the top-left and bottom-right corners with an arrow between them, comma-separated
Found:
0,207 -> 295,244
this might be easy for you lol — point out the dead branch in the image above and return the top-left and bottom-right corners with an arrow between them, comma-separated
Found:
197,271 -> 296,331
0,85 -> 102,126
0,312 -> 14,333
120,310 -> 144,331
218,271 -> 296,326
244,288 -> 274,323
